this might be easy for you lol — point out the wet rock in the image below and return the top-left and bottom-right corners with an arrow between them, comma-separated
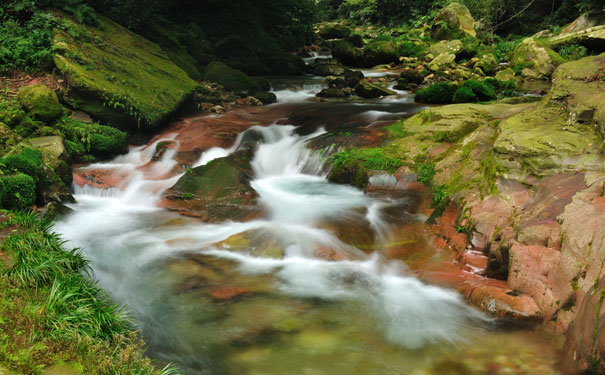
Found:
361,41 -> 400,67
252,91 -> 277,105
17,84 -> 61,122
467,285 -> 541,320
344,70 -> 364,87
236,96 -> 263,107
330,39 -> 362,66
312,58 -> 345,76
431,2 -> 476,40
162,150 -> 260,222
325,76 -> 347,89
202,61 -> 259,92
354,80 -> 395,98
317,23 -> 352,39
209,286 -> 251,302
317,88 -> 351,98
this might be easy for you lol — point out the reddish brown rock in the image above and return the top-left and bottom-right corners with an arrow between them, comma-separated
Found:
209,286 -> 251,302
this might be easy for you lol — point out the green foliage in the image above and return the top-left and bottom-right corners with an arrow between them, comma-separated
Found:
331,0 -> 438,25
0,173 -> 36,210
452,86 -> 476,103
331,147 -> 404,173
429,184 -> 450,221
416,161 -> 436,184
0,5 -> 54,74
493,36 -> 522,63
558,44 -> 588,62
385,121 -> 412,139
415,82 -> 458,104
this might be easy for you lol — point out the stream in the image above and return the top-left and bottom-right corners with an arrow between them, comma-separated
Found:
54,71 -> 566,375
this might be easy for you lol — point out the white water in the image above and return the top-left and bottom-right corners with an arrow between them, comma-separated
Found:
55,119 -> 489,357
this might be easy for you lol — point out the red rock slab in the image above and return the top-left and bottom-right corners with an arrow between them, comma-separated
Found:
73,167 -> 133,189
209,286 -> 251,302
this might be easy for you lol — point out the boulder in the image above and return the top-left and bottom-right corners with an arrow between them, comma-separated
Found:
325,76 -> 348,89
263,54 -> 306,76
549,25 -> 605,51
344,70 -> 364,87
312,58 -> 345,76
317,88 -> 351,98
511,38 -> 564,79
162,150 -> 260,222
53,11 -> 197,129
252,91 -> 277,105
427,40 -> 463,57
354,80 -> 396,99
476,54 -> 498,76
495,68 -> 516,82
28,136 -> 72,185
17,84 -> 61,122
431,3 -> 476,40
331,39 -> 362,66
317,23 -> 352,40
361,41 -> 400,67
428,53 -> 456,71
202,61 -> 259,92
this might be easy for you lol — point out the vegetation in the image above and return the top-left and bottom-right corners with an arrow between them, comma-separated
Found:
417,79 -> 518,104
0,210 -> 177,374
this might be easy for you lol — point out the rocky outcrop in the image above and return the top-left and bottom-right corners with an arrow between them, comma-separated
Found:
53,11 -> 197,130
510,38 -> 564,79
549,25 -> 605,51
431,3 -> 476,40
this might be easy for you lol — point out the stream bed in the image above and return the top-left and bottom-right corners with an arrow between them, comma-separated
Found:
54,72 -> 568,375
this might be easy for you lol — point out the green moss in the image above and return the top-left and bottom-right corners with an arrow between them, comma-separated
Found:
385,122 -> 413,139
416,161 -> 436,184
329,146 -> 405,187
201,61 -> 259,92
0,173 -> 36,210
16,84 -> 62,122
52,12 -> 197,129
452,86 -> 476,103
415,82 -> 458,104
0,100 -> 26,128
362,40 -> 400,67
1,148 -> 43,181
55,116 -> 127,158
461,80 -> 496,101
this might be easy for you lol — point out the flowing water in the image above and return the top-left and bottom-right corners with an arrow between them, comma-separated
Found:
55,73 -> 567,375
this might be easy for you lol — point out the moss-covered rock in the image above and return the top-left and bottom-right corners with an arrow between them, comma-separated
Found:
549,25 -> 605,51
495,68 -> 516,82
427,40 -> 463,57
511,38 -> 564,79
331,39 -> 363,66
0,173 -> 36,210
361,41 -> 400,67
201,61 -> 259,92
28,136 -> 72,186
354,80 -> 396,98
54,117 -> 127,159
476,54 -> 498,76
431,3 -> 476,40
317,23 -> 352,40
452,86 -> 476,103
17,84 -> 61,122
252,91 -> 277,105
1,147 -> 43,182
428,53 -> 456,72
162,150 -> 259,222
312,58 -> 345,76
53,11 -> 197,130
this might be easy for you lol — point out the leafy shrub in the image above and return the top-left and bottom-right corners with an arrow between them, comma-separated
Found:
493,36 -> 522,63
558,44 -> 588,61
415,82 -> 458,104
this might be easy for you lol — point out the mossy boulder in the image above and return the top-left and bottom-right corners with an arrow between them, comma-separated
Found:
431,3 -> 476,40
1,147 -> 43,182
354,80 -> 396,98
252,91 -> 277,105
28,136 -> 72,185
428,53 -> 456,71
331,39 -> 363,66
476,54 -> 498,76
511,38 -> 564,79
55,117 -> 127,159
361,41 -> 400,67
427,40 -> 463,57
0,173 -> 36,210
17,84 -> 61,122
495,68 -> 516,82
202,61 -> 259,92
317,23 -> 352,40
53,11 -> 197,130
312,59 -> 345,76
163,150 -> 259,222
